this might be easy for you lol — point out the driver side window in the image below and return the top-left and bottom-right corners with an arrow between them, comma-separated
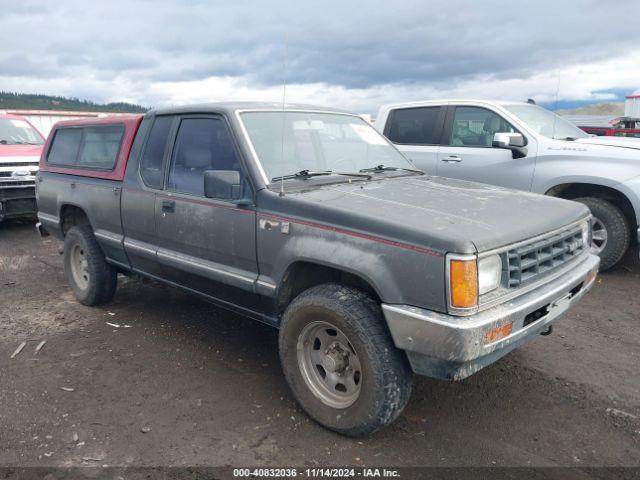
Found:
167,117 -> 241,196
450,107 -> 516,147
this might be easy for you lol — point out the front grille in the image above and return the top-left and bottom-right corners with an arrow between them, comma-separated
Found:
0,171 -> 38,177
0,180 -> 36,187
507,226 -> 585,287
1,198 -> 37,216
0,186 -> 35,200
0,162 -> 40,167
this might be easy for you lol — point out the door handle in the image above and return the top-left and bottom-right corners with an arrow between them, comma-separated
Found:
441,156 -> 462,163
161,200 -> 175,213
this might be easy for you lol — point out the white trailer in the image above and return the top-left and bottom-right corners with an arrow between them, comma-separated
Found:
0,110 -> 131,138
625,95 -> 640,118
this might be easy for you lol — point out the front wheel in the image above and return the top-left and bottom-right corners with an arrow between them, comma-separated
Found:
575,197 -> 629,271
279,283 -> 412,436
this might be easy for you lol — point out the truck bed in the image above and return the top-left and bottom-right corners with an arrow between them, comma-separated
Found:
36,115 -> 143,266
39,115 -> 143,181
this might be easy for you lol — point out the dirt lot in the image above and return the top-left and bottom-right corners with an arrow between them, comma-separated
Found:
0,219 -> 638,468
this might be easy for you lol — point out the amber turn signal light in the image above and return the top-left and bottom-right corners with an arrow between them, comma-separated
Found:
449,259 -> 478,309
484,322 -> 513,344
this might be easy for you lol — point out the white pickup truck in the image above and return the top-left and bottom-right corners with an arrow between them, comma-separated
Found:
375,100 -> 640,270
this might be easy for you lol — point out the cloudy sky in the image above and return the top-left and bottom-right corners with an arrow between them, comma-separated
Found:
1,0 -> 639,113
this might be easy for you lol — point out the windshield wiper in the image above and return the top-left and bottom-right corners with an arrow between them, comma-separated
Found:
556,136 -> 578,141
271,169 -> 371,183
360,164 -> 423,174
271,170 -> 332,182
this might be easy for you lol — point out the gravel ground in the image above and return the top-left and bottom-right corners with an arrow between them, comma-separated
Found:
0,219 -> 638,468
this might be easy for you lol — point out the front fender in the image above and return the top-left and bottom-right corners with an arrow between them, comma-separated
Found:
533,149 -> 640,193
256,213 -> 447,313
536,175 -> 627,195
536,174 -> 640,225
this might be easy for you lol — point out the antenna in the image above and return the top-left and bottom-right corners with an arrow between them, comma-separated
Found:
279,33 -> 288,197
552,72 -> 561,140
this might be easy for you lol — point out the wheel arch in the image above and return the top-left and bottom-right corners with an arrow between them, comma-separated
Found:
275,260 -> 383,315
59,203 -> 92,236
545,182 -> 637,237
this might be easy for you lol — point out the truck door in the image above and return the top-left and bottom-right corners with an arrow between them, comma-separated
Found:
154,114 -> 261,311
121,115 -> 175,277
383,106 -> 445,174
436,106 -> 536,191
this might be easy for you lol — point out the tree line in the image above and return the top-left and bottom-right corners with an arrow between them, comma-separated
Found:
0,91 -> 147,113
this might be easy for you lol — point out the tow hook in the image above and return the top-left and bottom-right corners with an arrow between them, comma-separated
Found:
540,325 -> 553,336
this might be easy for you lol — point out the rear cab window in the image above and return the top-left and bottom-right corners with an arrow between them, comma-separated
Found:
385,107 -> 443,145
47,129 -> 83,165
47,125 -> 125,170
40,115 -> 143,181
140,116 -> 174,189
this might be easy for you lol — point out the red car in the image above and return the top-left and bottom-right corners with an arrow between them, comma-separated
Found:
580,126 -> 640,138
0,113 -> 45,222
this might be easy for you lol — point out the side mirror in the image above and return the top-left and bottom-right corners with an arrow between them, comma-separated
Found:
492,132 -> 527,158
492,132 -> 525,148
204,170 -> 241,200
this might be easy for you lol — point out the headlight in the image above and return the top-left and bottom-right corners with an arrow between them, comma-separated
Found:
478,255 -> 502,295
448,254 -> 502,312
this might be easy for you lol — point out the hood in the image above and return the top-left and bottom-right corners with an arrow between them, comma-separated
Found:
0,144 -> 43,158
575,136 -> 640,151
281,175 -> 590,254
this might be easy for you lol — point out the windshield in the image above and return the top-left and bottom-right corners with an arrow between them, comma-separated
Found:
504,104 -> 588,140
239,111 -> 416,182
0,118 -> 44,145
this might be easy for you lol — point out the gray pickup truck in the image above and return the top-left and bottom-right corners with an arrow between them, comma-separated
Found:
37,102 -> 599,436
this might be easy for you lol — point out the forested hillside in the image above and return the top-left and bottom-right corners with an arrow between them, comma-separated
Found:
0,92 -> 147,113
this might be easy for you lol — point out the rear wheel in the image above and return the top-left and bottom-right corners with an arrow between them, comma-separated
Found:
64,225 -> 117,305
575,197 -> 629,271
279,283 -> 412,436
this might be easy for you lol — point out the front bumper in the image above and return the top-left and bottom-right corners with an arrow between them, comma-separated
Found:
382,253 -> 600,380
0,186 -> 37,221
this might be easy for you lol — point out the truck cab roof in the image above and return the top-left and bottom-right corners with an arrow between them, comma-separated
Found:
150,102 -> 353,116
379,99 -> 530,111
